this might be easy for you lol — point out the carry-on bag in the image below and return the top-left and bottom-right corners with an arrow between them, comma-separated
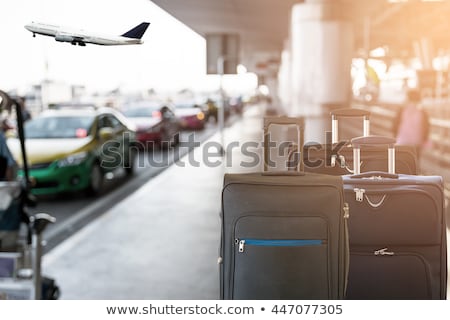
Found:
220,116 -> 349,300
343,136 -> 447,299
298,108 -> 418,175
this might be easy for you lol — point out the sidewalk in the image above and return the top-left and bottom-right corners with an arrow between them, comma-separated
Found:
42,106 -> 265,299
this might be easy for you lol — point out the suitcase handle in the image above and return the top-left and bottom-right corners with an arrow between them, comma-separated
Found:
264,117 -> 305,128
331,108 -> 370,143
351,136 -> 396,175
262,171 -> 305,176
349,171 -> 398,179
331,108 -> 370,118
263,116 -> 304,173
351,136 -> 396,148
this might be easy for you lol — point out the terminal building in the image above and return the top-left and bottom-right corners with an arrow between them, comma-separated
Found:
2,0 -> 450,300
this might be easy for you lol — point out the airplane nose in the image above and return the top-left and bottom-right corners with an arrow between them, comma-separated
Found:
24,22 -> 34,31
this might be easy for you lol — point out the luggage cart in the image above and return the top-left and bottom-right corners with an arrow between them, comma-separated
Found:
0,90 -> 59,299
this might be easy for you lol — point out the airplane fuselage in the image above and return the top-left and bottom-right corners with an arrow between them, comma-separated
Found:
24,22 -> 146,46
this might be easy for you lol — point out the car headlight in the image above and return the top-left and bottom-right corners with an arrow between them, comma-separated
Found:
57,151 -> 88,167
196,112 -> 205,121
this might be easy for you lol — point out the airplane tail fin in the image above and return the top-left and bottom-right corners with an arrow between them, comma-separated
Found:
121,22 -> 150,39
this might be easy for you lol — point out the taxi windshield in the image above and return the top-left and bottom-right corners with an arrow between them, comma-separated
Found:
25,116 -> 95,139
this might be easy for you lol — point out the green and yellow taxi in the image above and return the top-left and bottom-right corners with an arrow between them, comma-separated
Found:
7,107 -> 136,195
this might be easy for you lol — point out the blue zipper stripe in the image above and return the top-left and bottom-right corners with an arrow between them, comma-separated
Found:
243,239 -> 323,247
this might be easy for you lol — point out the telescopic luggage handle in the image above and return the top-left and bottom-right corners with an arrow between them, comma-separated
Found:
263,116 -> 304,175
331,108 -> 370,143
351,136 -> 396,175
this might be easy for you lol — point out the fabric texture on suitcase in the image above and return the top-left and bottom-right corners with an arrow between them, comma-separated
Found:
220,172 -> 349,300
342,136 -> 447,300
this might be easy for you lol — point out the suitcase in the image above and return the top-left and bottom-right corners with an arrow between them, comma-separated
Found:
343,136 -> 447,299
220,116 -> 349,300
292,108 -> 418,175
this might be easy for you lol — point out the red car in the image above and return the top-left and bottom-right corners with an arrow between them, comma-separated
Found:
173,102 -> 206,130
122,102 -> 180,148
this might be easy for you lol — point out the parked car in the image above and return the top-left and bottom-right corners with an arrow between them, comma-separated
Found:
49,102 -> 97,110
122,102 -> 180,148
202,98 -> 231,123
6,107 -> 136,196
173,101 -> 206,130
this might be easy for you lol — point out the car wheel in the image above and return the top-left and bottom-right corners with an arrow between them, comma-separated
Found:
86,162 -> 103,196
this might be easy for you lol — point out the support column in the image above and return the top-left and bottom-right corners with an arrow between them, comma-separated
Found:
290,0 -> 354,143
278,40 -> 292,114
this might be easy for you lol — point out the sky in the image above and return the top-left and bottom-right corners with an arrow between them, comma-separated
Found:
0,0 -> 256,95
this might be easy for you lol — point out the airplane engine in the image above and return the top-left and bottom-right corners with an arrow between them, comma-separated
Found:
55,34 -> 74,42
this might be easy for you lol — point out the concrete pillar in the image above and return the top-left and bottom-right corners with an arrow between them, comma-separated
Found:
290,0 -> 354,143
277,40 -> 292,114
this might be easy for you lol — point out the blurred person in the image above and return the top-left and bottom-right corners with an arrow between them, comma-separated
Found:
0,123 -> 16,181
205,98 -> 218,123
18,97 -> 32,122
366,64 -> 380,89
395,89 -> 430,158
1,117 -> 14,132
0,91 -> 17,180
361,64 -> 380,102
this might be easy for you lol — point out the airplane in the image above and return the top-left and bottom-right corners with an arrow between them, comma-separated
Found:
24,22 -> 150,46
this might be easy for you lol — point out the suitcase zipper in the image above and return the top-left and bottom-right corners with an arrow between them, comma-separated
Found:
343,202 -> 350,219
235,239 -> 324,253
374,247 -> 394,256
354,188 -> 365,202
353,188 -> 388,208
353,248 -> 431,259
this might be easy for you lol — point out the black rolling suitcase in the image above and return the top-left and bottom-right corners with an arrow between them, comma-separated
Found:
343,136 -> 447,299
296,108 -> 418,175
220,117 -> 349,300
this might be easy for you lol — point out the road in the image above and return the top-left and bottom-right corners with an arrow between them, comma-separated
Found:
27,123 -> 220,251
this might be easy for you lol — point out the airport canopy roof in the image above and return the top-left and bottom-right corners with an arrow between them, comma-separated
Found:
151,0 -> 450,65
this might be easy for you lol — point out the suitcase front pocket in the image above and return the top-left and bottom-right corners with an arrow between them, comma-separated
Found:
232,238 -> 329,299
231,215 -> 331,300
346,249 -> 432,299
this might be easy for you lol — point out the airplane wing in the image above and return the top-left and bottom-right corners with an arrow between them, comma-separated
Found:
55,32 -> 86,46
